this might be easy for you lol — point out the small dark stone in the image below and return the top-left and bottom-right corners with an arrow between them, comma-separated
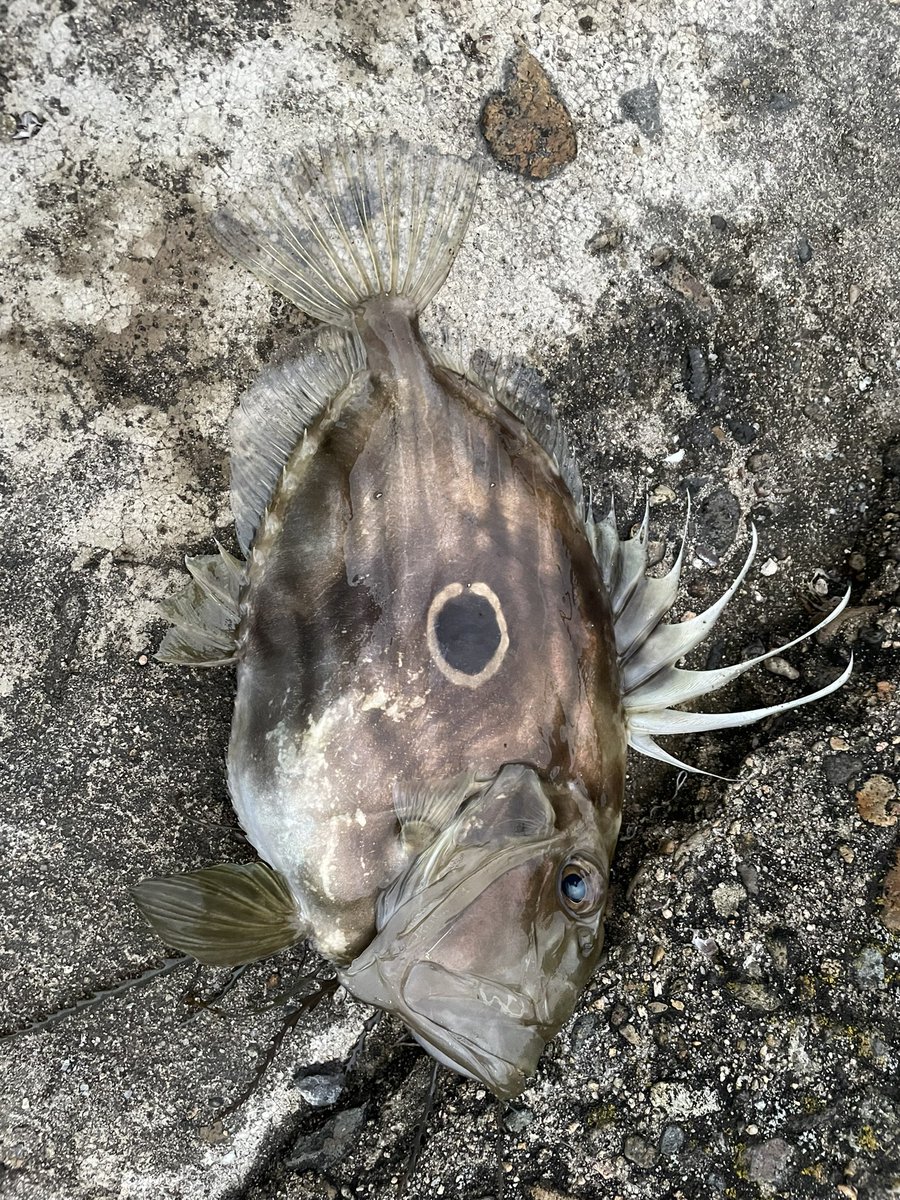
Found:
823,754 -> 864,787
460,32 -> 481,61
578,14 -> 594,31
586,222 -> 622,254
619,81 -> 661,140
710,263 -> 737,288
769,91 -> 797,113
288,1107 -> 366,1170
659,1124 -> 685,1156
854,947 -> 885,990
710,214 -> 728,232
797,235 -> 814,264
738,862 -> 759,895
725,417 -> 758,445
687,346 -> 710,402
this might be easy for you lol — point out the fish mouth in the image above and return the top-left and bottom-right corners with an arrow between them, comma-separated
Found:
399,960 -> 550,1099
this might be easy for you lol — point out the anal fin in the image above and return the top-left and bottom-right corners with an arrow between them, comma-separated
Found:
132,862 -> 304,966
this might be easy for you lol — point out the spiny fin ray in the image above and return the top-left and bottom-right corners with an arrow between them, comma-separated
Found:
156,542 -> 243,667
594,503 -> 852,777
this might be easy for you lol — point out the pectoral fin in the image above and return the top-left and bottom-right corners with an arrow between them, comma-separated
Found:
392,768 -> 483,852
133,862 -> 303,966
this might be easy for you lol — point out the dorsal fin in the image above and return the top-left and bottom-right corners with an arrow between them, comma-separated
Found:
427,338 -> 585,516
230,326 -> 368,554
156,542 -> 243,666
593,504 -> 854,776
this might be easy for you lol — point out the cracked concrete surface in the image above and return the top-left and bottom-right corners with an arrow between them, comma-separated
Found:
1,0 -> 899,1197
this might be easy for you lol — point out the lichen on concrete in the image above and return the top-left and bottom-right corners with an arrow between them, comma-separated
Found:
1,0 -> 898,1197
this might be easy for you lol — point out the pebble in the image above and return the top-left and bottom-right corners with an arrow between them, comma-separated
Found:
747,1137 -> 796,1185
659,1124 -> 686,1156
797,235 -> 814,263
760,557 -> 778,576
480,48 -> 577,180
619,80 -> 662,140
737,862 -> 759,895
712,881 -> 744,917
294,1070 -> 345,1107
823,754 -> 864,787
853,946 -> 885,990
763,655 -> 800,680
623,1133 -> 658,1168
503,1107 -> 534,1133
727,981 -> 781,1012
855,775 -> 898,827
288,1107 -> 365,1170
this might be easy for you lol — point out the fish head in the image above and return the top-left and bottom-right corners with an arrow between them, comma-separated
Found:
337,763 -> 617,1099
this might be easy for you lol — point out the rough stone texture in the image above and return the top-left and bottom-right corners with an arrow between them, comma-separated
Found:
480,45 -> 578,179
1,1 -> 899,1199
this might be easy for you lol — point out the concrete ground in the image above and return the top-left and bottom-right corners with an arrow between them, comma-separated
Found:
1,1 -> 898,1197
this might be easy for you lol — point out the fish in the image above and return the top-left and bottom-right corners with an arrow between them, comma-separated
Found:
133,138 -> 852,1100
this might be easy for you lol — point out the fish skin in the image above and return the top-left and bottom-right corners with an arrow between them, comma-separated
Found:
229,297 -> 626,971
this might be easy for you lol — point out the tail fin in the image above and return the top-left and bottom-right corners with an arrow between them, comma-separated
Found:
211,138 -> 480,327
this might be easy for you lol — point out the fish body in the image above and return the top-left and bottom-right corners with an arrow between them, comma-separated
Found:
135,139 -> 851,1097
229,299 -> 624,966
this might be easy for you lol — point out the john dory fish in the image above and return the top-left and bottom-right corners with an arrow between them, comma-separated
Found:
135,140 -> 851,1098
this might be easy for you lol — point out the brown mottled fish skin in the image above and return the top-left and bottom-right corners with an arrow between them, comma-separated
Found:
228,297 -> 625,965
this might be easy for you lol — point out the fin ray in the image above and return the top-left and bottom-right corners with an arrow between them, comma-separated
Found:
428,339 -> 586,516
596,503 -> 853,773
230,326 -> 368,554
156,542 -> 243,666
212,138 -> 480,327
133,862 -> 303,967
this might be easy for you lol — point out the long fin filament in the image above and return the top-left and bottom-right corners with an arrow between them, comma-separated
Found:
594,505 -> 852,776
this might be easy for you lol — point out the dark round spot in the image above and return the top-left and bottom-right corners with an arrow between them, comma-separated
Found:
434,592 -> 502,676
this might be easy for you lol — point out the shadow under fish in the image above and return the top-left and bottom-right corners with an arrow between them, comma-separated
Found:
133,137 -> 851,1100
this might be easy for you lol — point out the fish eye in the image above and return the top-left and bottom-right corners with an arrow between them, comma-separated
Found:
557,854 -> 606,918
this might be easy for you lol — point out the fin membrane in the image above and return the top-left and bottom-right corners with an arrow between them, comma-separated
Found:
157,543 -> 243,666
392,768 -> 482,851
230,326 -> 368,554
211,137 -> 480,327
592,504 -> 853,776
429,339 -> 585,517
133,862 -> 303,967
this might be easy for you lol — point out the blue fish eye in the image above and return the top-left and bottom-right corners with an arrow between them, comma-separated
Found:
562,872 -> 587,903
557,855 -> 605,916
